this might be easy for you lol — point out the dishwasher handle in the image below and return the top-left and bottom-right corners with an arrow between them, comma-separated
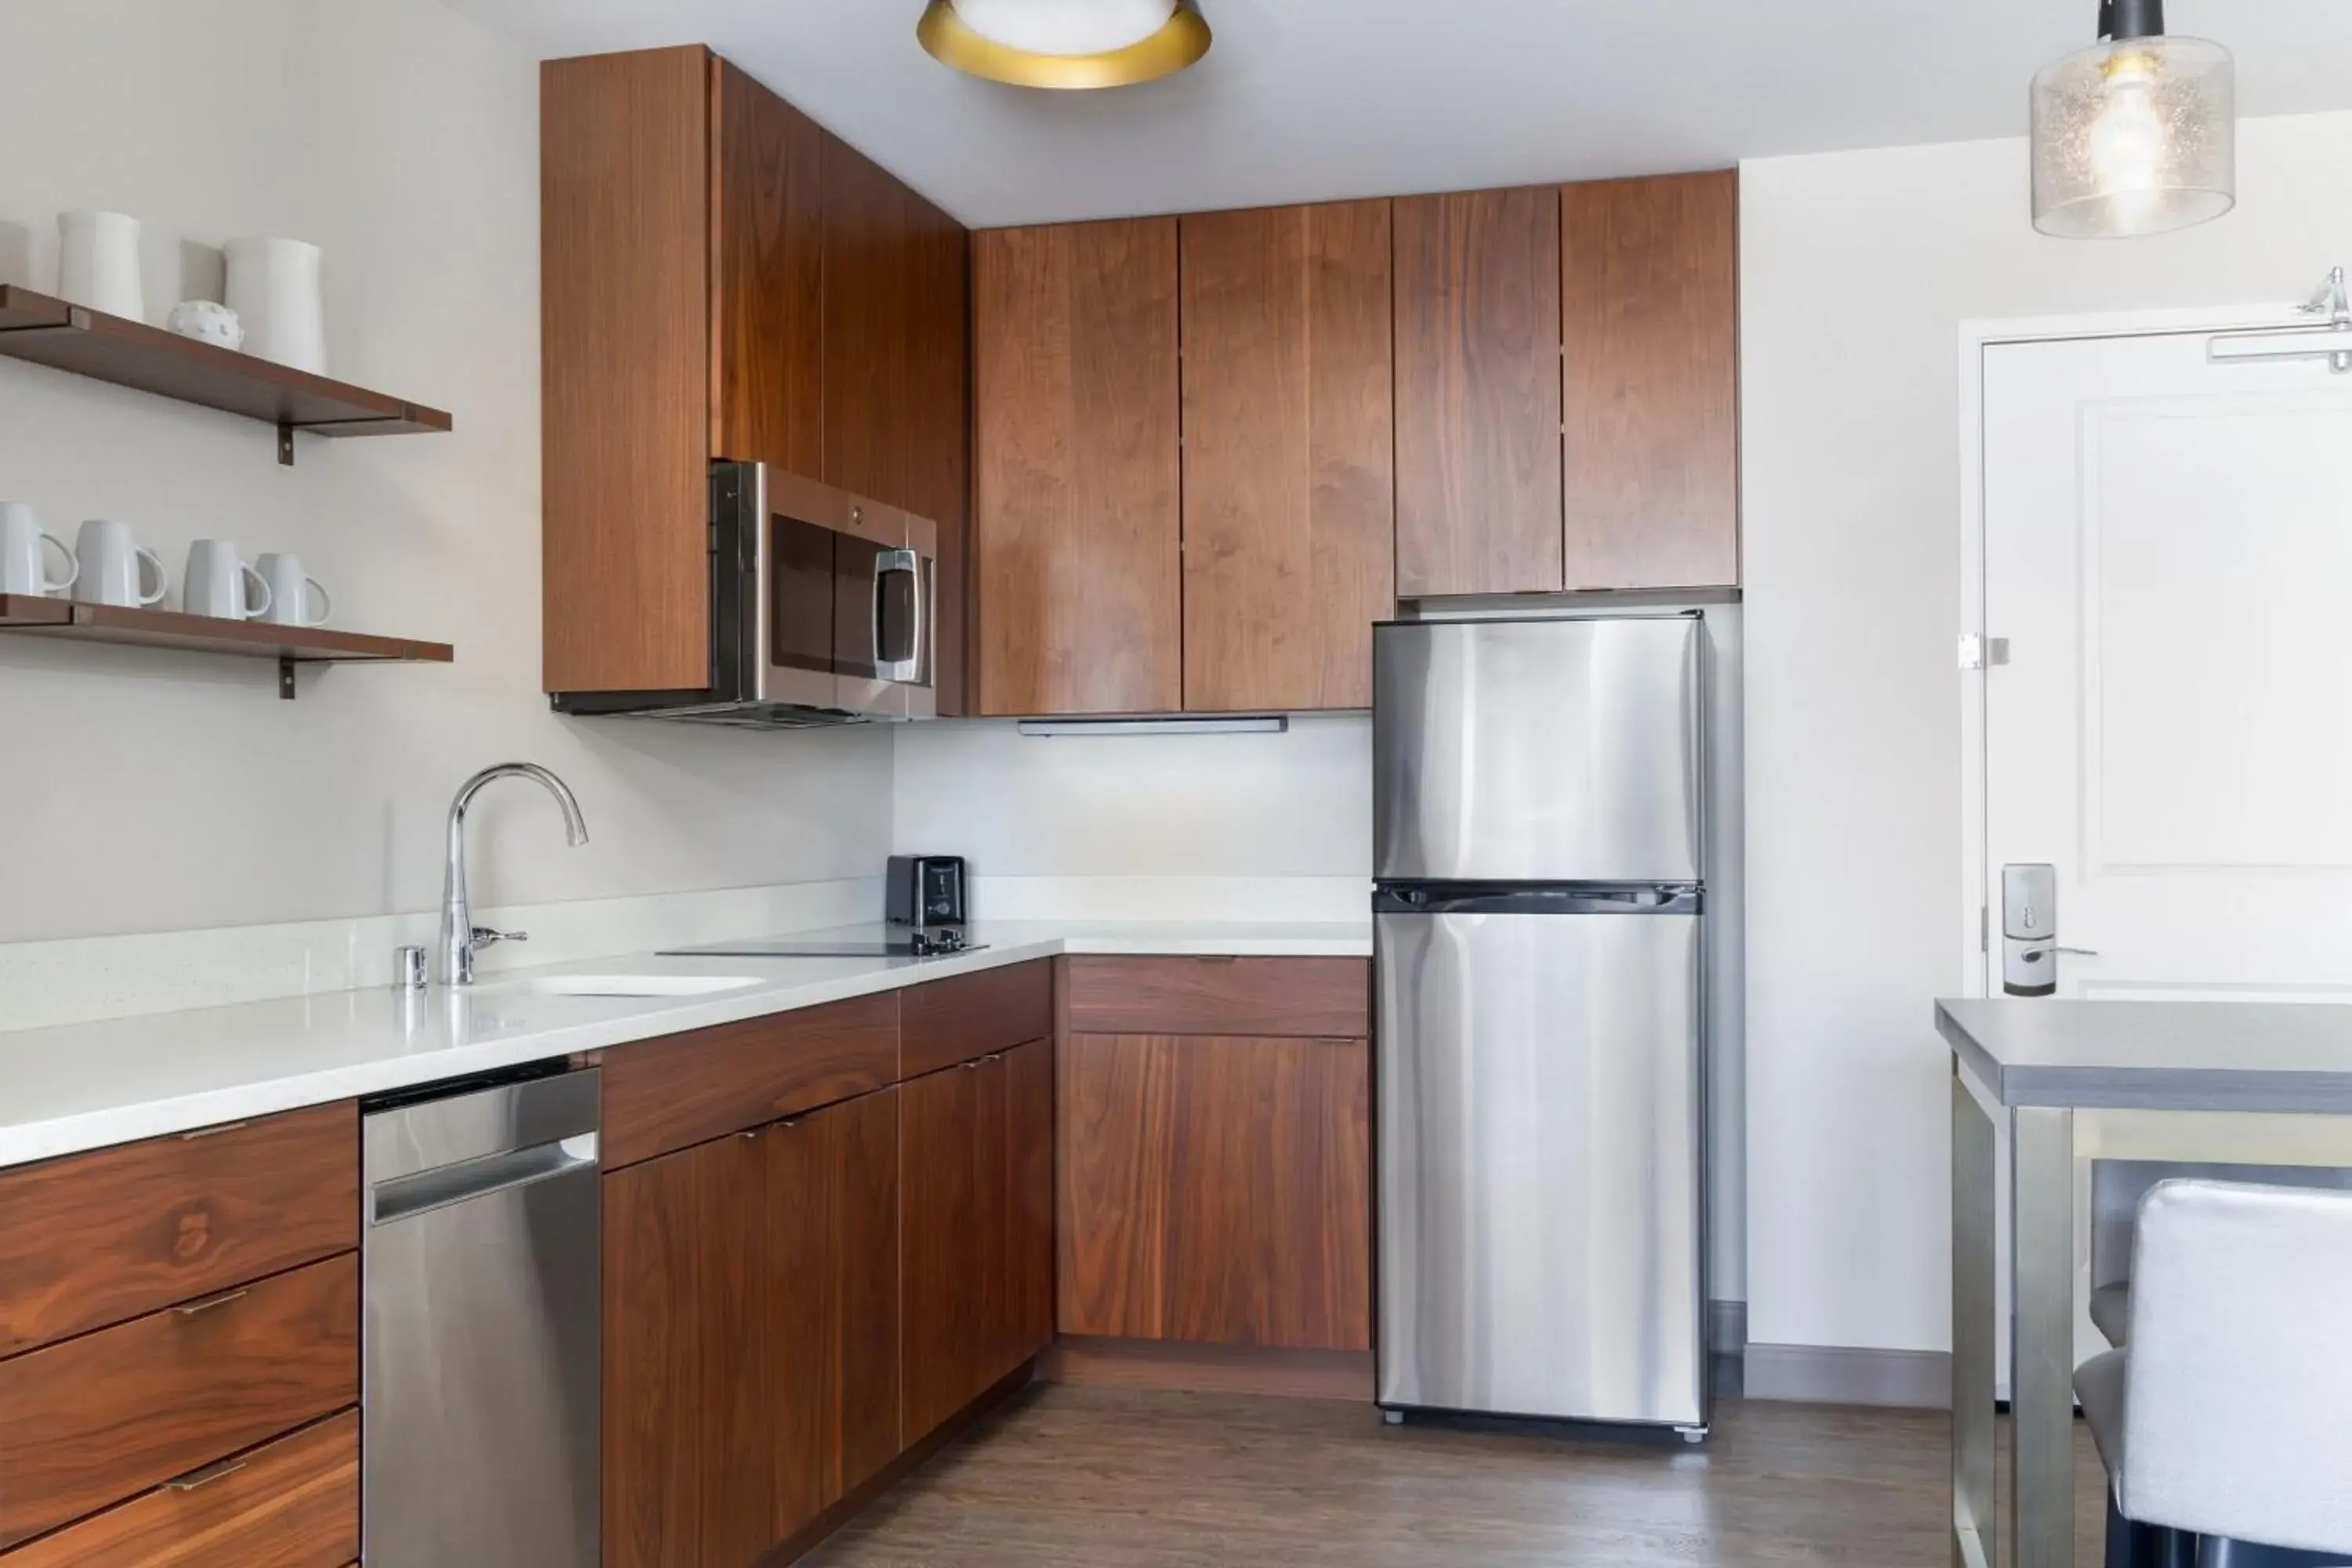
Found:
369,1133 -> 597,1226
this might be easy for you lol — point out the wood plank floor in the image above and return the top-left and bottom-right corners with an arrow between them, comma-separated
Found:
807,1385 -> 2111,1566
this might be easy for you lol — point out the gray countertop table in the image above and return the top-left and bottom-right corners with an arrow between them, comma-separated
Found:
1938,998 -> 2352,1568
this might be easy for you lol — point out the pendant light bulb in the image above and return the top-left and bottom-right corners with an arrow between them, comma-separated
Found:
2031,0 -> 2234,238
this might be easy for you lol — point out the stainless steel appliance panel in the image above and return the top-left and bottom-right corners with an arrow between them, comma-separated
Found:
1375,908 -> 1704,1425
364,1072 -> 601,1568
1374,618 -> 1702,884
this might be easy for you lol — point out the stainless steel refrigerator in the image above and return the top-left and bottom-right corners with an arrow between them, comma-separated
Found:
1374,614 -> 1708,1432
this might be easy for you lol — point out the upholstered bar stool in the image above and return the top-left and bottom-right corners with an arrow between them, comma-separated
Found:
2074,1180 -> 2352,1568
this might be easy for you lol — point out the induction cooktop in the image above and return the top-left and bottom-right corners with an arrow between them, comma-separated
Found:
659,930 -> 983,960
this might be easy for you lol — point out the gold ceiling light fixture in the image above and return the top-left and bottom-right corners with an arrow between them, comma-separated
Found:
917,0 -> 1211,89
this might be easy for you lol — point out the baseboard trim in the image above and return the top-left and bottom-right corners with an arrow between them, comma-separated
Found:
1038,1335 -> 1374,1401
1708,1299 -> 1747,1357
1743,1342 -> 1951,1409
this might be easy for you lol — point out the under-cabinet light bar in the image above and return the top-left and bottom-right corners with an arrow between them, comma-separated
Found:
1015,716 -> 1288,737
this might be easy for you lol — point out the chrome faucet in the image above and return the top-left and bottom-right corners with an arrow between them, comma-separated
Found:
440,763 -> 590,985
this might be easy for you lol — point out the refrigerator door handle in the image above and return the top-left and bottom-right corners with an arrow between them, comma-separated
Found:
1374,883 -> 1702,917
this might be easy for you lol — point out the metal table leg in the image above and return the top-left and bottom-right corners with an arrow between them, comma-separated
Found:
2009,1105 -> 2077,1568
1952,1071 -> 1998,1568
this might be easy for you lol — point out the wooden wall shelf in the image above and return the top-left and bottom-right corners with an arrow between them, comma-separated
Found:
0,594 -> 453,699
0,285 -> 452,465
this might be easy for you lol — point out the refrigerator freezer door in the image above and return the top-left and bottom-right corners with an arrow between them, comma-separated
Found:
1374,617 -> 1703,884
1375,906 -> 1704,1425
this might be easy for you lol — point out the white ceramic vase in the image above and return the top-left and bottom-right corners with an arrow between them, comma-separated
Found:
223,237 -> 326,374
56,210 -> 144,320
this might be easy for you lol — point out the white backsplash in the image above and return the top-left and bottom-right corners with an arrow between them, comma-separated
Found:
965,875 -> 1370,924
0,879 -> 880,1034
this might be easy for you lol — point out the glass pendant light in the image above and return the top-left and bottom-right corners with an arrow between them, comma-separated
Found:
2031,0 -> 2234,238
918,0 -> 1211,89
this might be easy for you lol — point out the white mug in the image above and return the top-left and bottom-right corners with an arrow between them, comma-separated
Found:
56,211 -> 144,320
74,519 -> 167,608
1,503 -> 77,597
223,238 -> 325,374
183,540 -> 271,621
256,553 -> 330,626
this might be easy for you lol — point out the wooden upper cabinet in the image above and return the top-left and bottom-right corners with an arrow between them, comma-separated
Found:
1179,202 -> 1395,712
973,219 -> 1181,716
819,135 -> 912,510
1562,171 -> 1739,590
710,58 -> 822,477
821,135 -> 973,712
541,48 -> 971,704
542,46 -> 713,693
1392,186 -> 1564,599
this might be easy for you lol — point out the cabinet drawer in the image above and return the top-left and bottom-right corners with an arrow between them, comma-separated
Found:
601,991 -> 899,1167
1,1409 -> 358,1568
0,1102 -> 358,1357
1064,957 -> 1367,1038
0,1254 -> 358,1551
901,960 -> 1053,1077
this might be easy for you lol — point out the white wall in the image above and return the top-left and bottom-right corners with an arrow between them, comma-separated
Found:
1741,110 -> 2352,1354
892,715 -> 1373,882
0,0 -> 891,947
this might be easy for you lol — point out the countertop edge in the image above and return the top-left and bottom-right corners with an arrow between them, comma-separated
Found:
0,929 -> 1372,1170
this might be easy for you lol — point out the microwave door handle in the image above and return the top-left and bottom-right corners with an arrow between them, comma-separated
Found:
873,548 -> 921,682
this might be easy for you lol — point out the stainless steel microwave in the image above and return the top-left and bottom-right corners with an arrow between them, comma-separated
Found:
553,463 -> 935,727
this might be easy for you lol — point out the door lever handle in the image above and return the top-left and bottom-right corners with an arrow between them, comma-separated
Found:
2050,946 -> 2100,957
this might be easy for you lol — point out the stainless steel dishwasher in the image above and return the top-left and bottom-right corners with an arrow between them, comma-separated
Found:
362,1068 -> 601,1567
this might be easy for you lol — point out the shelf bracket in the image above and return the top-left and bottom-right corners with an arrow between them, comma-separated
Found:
278,423 -> 296,466
279,657 -> 297,700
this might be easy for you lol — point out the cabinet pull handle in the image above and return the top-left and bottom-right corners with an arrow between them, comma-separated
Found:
165,1457 -> 248,1493
179,1121 -> 250,1141
174,1288 -> 249,1318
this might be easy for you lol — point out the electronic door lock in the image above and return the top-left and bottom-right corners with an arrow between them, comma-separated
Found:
2001,865 -> 2095,996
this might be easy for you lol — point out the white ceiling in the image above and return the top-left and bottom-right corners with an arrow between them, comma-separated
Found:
445,0 -> 2352,227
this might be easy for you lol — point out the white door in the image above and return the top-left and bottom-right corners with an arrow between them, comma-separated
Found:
1984,329 -> 2352,1005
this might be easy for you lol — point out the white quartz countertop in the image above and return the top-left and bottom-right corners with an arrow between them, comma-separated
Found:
0,920 -> 1370,1171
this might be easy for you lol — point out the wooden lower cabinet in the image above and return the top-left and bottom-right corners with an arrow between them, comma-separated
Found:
0,1254 -> 358,1551
604,1086 -> 901,1568
1061,1033 -> 1370,1352
0,1410 -> 358,1568
900,1039 -> 1056,1443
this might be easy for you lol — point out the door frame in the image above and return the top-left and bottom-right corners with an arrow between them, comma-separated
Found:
1954,299 -> 2312,999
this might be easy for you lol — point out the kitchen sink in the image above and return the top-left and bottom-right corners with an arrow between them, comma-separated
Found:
489,974 -> 765,999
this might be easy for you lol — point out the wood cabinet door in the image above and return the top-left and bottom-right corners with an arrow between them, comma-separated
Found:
1179,201 -> 1395,712
1562,171 -> 1739,590
819,133 -> 913,512
541,45 -> 713,694
973,219 -> 1181,715
997,1040 -> 1057,1377
1061,1034 -> 1370,1352
818,133 -> 971,714
602,1133 -> 772,1568
1392,186 -> 1563,598
804,1087 -> 902,1509
606,1087 -> 902,1567
710,59 -> 822,476
898,1061 -> 985,1443
906,189 -> 971,716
